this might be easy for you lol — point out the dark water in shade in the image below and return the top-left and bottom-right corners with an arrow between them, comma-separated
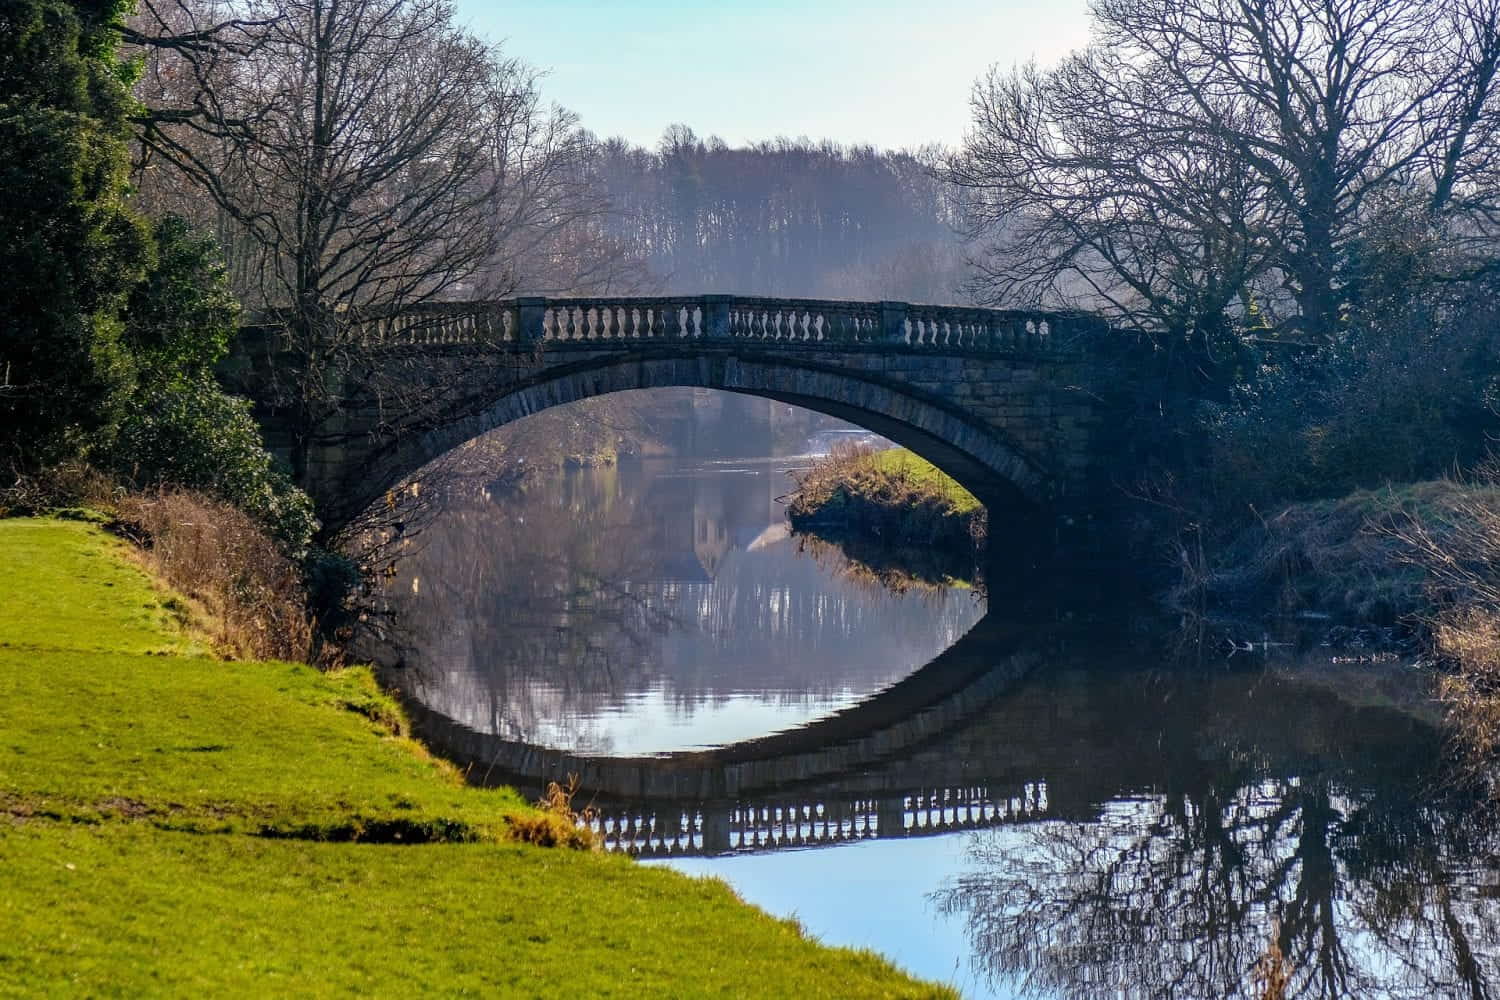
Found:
382,456 -> 1500,1000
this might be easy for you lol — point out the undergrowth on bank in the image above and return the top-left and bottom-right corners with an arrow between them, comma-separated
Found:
1,469 -> 322,663
0,517 -> 952,997
1163,475 -> 1500,803
785,445 -> 986,555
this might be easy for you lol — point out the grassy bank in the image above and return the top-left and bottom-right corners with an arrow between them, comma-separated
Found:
1179,481 -> 1500,625
785,447 -> 985,565
0,517 -> 953,997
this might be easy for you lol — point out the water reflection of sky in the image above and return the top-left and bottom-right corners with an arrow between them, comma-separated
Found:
649,662 -> 1500,1000
659,835 -> 1016,1000
386,446 -> 1500,998
390,455 -> 985,754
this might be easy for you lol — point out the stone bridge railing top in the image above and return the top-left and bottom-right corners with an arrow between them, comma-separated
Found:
321,295 -> 1109,352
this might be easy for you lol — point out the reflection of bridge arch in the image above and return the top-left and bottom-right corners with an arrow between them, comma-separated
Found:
401,615 -> 1041,804
398,616 -> 1459,859
401,614 -> 1051,857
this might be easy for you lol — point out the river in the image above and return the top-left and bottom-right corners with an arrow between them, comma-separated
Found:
378,450 -> 1500,999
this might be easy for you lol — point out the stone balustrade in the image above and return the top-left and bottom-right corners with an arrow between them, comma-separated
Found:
594,781 -> 1049,858
324,295 -> 1099,352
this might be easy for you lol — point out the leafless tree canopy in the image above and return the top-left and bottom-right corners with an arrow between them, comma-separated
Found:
951,0 -> 1500,341
126,0 -> 619,480
135,0 -> 517,311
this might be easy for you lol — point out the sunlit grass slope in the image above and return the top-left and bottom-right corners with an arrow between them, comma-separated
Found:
0,517 -> 954,998
865,448 -> 983,515
785,446 -> 985,555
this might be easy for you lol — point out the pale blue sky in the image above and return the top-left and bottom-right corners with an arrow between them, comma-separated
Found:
453,1 -> 1094,150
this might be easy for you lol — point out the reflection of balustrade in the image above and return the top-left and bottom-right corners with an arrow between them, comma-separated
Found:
591,782 -> 1048,858
325,297 -> 1099,352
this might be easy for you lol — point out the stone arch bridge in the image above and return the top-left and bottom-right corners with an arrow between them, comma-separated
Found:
224,295 -> 1150,542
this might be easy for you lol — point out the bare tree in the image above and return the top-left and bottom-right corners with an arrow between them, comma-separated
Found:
952,0 -> 1500,342
132,0 -> 574,482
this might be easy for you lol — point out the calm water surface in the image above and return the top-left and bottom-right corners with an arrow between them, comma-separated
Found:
385,454 -> 1500,1000
387,454 -> 983,755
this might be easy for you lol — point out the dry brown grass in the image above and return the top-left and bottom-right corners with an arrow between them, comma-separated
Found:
116,489 -> 314,663
1432,610 -> 1500,796
3,467 -> 326,664
504,775 -> 599,851
1252,920 -> 1292,1000
0,462 -> 121,517
1392,477 -> 1500,797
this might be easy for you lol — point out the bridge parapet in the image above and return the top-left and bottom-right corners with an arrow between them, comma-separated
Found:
231,295 -> 1140,538
594,781 -> 1051,858
323,295 -> 1106,353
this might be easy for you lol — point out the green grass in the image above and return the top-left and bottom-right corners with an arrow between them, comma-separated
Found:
0,518 -> 201,657
0,517 -> 953,998
864,449 -> 982,515
784,447 -> 986,563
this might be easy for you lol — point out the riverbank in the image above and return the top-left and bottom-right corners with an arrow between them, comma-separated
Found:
1176,481 -> 1500,626
0,517 -> 954,997
785,448 -> 985,571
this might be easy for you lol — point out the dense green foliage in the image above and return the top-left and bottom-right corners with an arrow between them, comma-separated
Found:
1198,287 -> 1500,519
109,376 -> 318,554
0,0 -> 150,466
0,517 -> 953,998
121,215 -> 237,379
103,216 -> 317,553
0,6 -> 312,555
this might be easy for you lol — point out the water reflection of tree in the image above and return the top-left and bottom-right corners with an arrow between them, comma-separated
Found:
937,773 -> 1500,1000
382,469 -> 677,749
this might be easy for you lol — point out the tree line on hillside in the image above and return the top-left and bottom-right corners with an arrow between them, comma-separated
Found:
580,129 -> 968,302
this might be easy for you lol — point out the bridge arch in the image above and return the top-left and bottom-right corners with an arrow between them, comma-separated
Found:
226,296 -> 1117,533
354,349 -> 1052,527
